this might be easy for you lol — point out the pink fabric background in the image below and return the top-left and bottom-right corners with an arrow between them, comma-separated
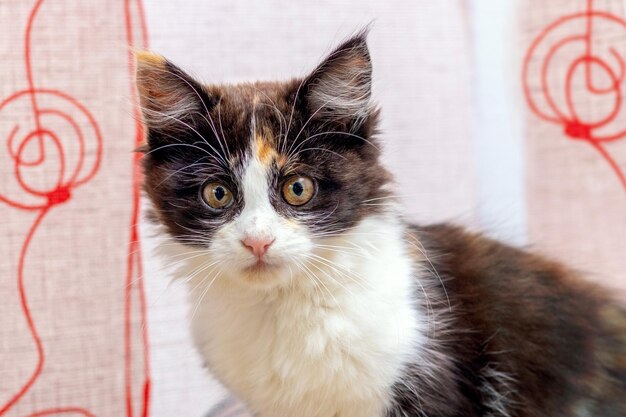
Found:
0,0 -> 149,416
0,1 -> 624,416
521,0 -> 626,294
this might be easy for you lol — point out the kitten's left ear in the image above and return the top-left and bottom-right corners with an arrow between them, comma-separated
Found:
301,30 -> 374,130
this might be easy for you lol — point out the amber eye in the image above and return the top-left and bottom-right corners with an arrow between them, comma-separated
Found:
202,182 -> 233,210
282,176 -> 315,206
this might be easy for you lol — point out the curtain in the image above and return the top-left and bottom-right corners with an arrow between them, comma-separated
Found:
1,1 -> 624,416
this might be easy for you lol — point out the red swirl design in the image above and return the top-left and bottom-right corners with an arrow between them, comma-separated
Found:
523,0 -> 626,193
0,0 -> 150,415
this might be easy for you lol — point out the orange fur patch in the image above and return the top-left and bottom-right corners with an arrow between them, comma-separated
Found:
135,50 -> 166,68
255,127 -> 277,165
275,154 -> 288,168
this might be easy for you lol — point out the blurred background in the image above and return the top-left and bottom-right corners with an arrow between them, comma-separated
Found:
1,0 -> 625,416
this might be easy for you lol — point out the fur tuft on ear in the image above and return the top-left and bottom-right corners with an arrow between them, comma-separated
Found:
302,29 -> 373,129
135,51 -> 215,139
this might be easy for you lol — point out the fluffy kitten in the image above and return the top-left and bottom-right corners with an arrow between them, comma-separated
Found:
136,32 -> 626,417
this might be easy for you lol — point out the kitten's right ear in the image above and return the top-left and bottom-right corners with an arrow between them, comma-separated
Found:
135,51 -> 215,145
299,30 -> 374,131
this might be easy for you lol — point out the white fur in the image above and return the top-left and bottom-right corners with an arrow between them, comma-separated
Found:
159,141 -> 424,417
481,366 -> 516,417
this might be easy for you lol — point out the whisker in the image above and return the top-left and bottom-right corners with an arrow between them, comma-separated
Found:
283,76 -> 308,155
138,106 -> 229,168
406,234 -> 451,313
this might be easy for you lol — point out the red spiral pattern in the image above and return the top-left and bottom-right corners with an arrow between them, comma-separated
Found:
0,0 -> 150,415
523,0 -> 626,193
1,90 -> 102,209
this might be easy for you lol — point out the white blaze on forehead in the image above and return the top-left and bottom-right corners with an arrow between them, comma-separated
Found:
238,140 -> 276,237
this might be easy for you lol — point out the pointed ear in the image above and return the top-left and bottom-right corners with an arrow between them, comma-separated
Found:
301,30 -> 373,129
135,51 -> 215,141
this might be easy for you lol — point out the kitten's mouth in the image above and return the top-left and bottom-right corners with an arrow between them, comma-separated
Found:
244,259 -> 276,274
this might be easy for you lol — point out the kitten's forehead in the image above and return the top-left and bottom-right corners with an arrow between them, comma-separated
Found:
251,124 -> 280,165
202,80 -> 298,166
205,80 -> 297,116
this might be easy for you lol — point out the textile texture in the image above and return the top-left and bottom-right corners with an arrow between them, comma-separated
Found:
0,1 -> 624,417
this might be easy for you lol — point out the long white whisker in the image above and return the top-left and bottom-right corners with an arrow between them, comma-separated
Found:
139,106 -> 229,168
406,234 -> 451,313
283,77 -> 308,155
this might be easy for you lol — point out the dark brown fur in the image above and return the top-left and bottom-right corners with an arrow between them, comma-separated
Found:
388,224 -> 626,417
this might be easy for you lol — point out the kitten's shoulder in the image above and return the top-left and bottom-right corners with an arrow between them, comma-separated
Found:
408,222 -> 605,299
406,222 -> 624,343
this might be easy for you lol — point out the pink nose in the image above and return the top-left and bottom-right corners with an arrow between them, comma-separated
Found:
241,236 -> 274,257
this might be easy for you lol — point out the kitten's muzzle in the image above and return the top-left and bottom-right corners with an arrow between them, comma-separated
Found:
241,236 -> 275,258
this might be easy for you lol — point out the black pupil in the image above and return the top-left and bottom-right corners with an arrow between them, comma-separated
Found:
292,181 -> 304,196
214,186 -> 225,201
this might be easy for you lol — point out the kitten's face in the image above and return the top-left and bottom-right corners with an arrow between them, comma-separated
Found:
138,33 -> 391,289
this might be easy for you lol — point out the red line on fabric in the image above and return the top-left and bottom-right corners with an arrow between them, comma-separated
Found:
24,0 -> 45,159
25,408 -> 97,417
0,209 -> 49,415
0,0 -> 150,415
522,0 -> 626,194
123,1 -> 152,417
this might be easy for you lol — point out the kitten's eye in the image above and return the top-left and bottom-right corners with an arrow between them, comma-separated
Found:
282,176 -> 315,206
202,182 -> 234,210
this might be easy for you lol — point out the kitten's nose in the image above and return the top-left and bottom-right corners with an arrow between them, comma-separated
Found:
241,236 -> 275,258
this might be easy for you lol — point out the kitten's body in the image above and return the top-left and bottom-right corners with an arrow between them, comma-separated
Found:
187,214 -> 419,417
137,32 -> 626,417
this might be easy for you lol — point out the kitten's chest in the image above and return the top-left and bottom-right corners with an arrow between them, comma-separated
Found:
194,275 -> 419,417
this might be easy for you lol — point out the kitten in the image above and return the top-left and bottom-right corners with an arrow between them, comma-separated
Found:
136,31 -> 626,417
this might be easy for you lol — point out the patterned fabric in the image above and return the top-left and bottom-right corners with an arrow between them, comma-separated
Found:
0,1 -> 624,417
521,0 -> 626,293
0,0 -> 149,416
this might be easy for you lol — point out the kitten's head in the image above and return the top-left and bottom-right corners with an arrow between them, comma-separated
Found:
138,31 -> 393,290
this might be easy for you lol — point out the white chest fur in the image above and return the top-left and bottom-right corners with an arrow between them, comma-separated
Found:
180,216 -> 422,417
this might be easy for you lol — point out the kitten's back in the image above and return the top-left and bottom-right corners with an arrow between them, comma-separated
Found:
398,223 -> 626,417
